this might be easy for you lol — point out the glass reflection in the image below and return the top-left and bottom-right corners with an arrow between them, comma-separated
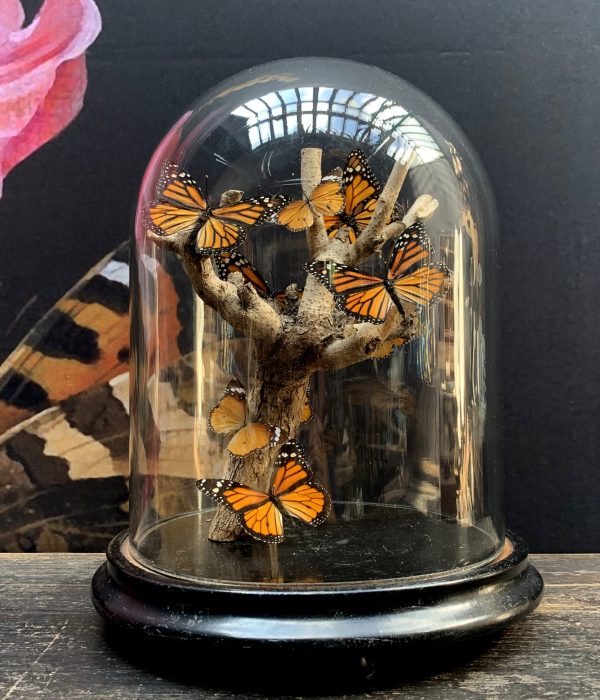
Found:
231,87 -> 443,164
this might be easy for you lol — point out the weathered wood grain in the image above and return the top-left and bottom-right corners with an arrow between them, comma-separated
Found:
0,554 -> 598,699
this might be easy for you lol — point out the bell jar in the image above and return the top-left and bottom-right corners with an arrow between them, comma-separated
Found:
93,57 -> 542,650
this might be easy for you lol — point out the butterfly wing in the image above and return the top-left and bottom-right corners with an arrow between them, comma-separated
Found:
388,222 -> 450,306
146,162 -> 207,237
196,478 -> 283,543
196,195 -> 286,254
277,199 -> 313,231
214,252 -> 271,298
370,336 -> 409,360
306,261 -> 393,324
344,149 -> 380,239
324,150 -> 380,243
272,441 -> 331,527
212,195 -> 288,226
209,379 -> 247,434
309,181 -> 345,217
227,423 -> 286,457
195,218 -> 245,255
273,288 -> 303,310
0,244 -> 132,435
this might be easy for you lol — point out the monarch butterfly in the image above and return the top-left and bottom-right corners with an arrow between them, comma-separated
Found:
209,379 -> 312,457
214,251 -> 271,298
277,179 -> 344,231
324,150 -> 388,244
197,440 -> 331,543
208,379 -> 284,457
146,162 -> 287,255
306,221 -> 450,324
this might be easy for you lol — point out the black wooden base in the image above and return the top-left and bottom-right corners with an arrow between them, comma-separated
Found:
91,530 -> 543,653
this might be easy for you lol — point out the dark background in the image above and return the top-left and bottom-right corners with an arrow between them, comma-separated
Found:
2,1 -> 598,551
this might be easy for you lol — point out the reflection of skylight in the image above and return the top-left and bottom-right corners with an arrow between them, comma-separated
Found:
231,87 -> 443,164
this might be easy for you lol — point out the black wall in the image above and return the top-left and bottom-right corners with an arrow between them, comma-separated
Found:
2,0 -> 599,551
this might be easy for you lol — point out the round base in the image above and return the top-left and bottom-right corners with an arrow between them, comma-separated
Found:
92,530 -> 543,651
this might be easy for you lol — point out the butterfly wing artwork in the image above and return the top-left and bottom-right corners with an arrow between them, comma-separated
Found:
0,372 -> 130,553
0,243 -> 131,436
0,244 -> 191,552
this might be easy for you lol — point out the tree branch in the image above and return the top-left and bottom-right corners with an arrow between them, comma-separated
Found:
319,310 -> 421,370
401,194 -> 439,228
301,148 -> 330,260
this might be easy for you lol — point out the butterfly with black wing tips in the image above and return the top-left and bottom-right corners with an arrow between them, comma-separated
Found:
306,221 -> 451,324
146,162 -> 288,255
197,440 -> 331,543
323,149 -> 401,244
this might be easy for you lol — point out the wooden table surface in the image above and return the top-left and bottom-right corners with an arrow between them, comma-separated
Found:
0,553 -> 598,699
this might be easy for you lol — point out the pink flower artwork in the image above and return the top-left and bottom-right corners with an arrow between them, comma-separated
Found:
0,0 -> 101,197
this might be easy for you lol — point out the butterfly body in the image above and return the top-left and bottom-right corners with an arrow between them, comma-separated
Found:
197,440 -> 331,543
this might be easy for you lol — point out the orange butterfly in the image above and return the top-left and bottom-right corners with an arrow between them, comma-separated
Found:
277,179 -> 344,231
197,440 -> 331,543
146,162 -> 287,255
208,379 -> 285,457
323,150 -> 382,244
307,221 -> 450,323
214,251 -> 271,298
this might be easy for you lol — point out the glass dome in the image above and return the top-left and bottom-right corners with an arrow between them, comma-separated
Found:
130,57 -> 501,587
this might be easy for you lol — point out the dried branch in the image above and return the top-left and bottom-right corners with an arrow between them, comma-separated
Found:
347,150 -> 416,264
319,309 -> 420,370
146,189 -> 282,345
301,148 -> 330,260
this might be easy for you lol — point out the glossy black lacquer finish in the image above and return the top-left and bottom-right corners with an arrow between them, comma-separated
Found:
92,530 -> 543,650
